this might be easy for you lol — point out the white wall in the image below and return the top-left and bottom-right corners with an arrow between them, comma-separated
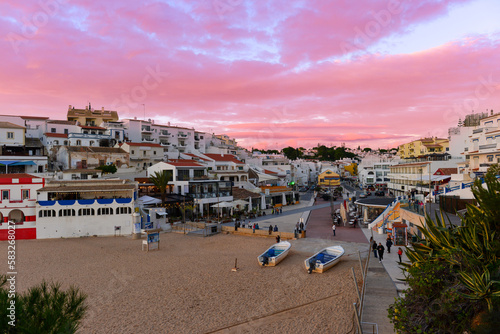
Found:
36,201 -> 134,238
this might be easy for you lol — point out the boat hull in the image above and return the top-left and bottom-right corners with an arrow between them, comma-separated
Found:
304,245 -> 344,274
258,241 -> 291,267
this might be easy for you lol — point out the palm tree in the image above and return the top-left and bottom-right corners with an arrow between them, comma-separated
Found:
149,170 -> 173,204
0,275 -> 87,333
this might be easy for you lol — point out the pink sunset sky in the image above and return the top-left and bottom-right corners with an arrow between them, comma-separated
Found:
1,0 -> 500,150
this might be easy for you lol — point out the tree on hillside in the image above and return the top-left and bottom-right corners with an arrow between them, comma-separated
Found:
149,170 -> 173,204
96,164 -> 117,174
388,174 -> 500,333
363,147 -> 372,152
282,146 -> 303,160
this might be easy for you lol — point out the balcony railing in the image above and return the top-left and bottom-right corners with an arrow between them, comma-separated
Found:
159,131 -> 171,136
479,143 -> 497,150
141,137 -> 155,142
141,127 -> 152,132
160,141 -> 171,146
178,133 -> 188,137
472,128 -> 483,134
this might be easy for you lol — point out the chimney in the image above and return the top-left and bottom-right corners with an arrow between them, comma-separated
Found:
85,105 -> 88,110
491,109 -> 494,116
134,116 -> 137,120
68,105 -> 72,110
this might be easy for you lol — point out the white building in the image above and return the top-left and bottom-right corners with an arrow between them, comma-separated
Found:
36,179 -> 137,238
0,173 -> 44,240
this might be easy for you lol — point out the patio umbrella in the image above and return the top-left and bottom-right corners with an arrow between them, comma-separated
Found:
210,201 -> 234,208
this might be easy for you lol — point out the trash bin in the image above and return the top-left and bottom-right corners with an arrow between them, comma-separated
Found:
301,230 -> 306,238
377,227 -> 384,235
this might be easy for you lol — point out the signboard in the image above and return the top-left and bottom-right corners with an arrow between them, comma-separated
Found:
147,232 -> 159,250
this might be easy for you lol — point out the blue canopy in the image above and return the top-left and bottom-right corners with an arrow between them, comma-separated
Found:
0,160 -> 36,166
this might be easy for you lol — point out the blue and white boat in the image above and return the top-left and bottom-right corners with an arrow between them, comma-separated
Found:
257,241 -> 291,267
304,245 -> 344,274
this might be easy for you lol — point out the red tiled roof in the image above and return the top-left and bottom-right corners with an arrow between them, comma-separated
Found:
204,154 -> 244,164
124,142 -> 163,148
184,153 -> 211,161
45,133 -> 68,138
20,116 -> 49,120
47,120 -> 76,125
167,161 -> 204,167
0,122 -> 25,129
434,168 -> 458,175
0,173 -> 37,179
389,162 -> 430,168
79,125 -> 106,130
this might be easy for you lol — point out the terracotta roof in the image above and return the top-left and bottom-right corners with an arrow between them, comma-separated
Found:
434,168 -> 458,175
47,120 -> 77,125
0,121 -> 25,129
123,142 -> 163,148
0,173 -> 37,179
231,187 -> 261,199
79,125 -> 106,130
45,133 -> 68,138
184,153 -> 211,161
20,116 -> 49,120
167,160 -> 204,167
264,169 -> 278,175
389,162 -> 430,168
204,154 -> 244,164
66,146 -> 127,154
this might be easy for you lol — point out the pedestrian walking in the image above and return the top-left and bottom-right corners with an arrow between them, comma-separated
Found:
332,224 -> 336,236
377,243 -> 385,262
276,235 -> 281,243
398,247 -> 403,263
268,225 -> 272,235
299,222 -> 304,231
386,237 -> 393,253
372,241 -> 378,258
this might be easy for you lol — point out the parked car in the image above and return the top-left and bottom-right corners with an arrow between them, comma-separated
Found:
375,190 -> 385,196
365,191 -> 372,196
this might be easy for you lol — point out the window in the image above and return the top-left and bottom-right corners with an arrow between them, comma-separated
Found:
131,150 -> 135,155
2,190 -> 9,200
22,190 -> 29,200
487,155 -> 494,162
54,140 -> 59,145
59,209 -> 75,217
97,208 -> 113,215
51,128 -> 56,133
116,207 -> 131,214
78,208 -> 95,216
217,166 -> 221,170
39,210 -> 56,218
64,140 -> 68,145
7,132 -> 14,139
153,151 -> 156,155
64,129 -> 68,134
99,160 -> 105,166
76,140 -> 81,146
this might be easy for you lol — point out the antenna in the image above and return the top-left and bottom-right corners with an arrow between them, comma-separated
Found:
142,104 -> 145,120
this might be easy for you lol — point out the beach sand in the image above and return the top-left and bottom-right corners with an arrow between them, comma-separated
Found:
1,233 -> 367,333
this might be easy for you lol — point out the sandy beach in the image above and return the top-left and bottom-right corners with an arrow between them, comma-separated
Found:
1,233 -> 367,333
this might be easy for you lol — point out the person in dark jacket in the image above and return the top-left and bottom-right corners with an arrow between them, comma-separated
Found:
372,241 -> 378,258
268,225 -> 273,235
386,237 -> 393,253
377,243 -> 385,262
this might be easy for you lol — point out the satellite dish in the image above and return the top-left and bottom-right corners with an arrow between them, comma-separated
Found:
470,172 -> 476,179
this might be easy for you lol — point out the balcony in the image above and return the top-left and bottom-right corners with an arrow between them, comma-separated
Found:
178,133 -> 188,138
194,136 -> 199,141
479,143 -> 497,151
141,126 -> 152,133
178,142 -> 186,147
160,141 -> 171,146
68,133 -> 111,140
472,128 -> 483,134
141,137 -> 155,142
159,131 -> 171,137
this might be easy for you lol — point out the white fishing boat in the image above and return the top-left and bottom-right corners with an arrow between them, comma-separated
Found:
304,245 -> 344,274
257,241 -> 291,267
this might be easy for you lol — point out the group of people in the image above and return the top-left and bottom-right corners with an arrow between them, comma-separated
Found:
268,224 -> 279,234
371,236 -> 404,263
271,207 -> 283,215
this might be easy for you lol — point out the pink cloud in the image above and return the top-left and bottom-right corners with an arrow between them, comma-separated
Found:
1,0 -> 498,151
